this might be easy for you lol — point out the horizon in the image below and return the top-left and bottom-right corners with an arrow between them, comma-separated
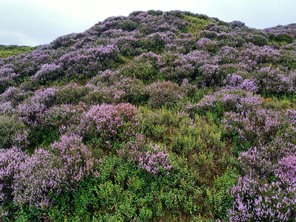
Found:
1,0 -> 296,46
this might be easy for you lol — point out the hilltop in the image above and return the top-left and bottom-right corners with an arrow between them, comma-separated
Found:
0,10 -> 295,221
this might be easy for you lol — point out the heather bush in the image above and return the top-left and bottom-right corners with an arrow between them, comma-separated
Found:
159,52 -> 199,82
224,108 -> 283,144
13,134 -> 97,208
13,148 -> 64,208
0,101 -> 14,115
81,103 -> 138,149
50,133 -> 98,181
17,87 -> 57,126
50,33 -> 80,49
0,147 -> 27,205
0,65 -> 18,93
223,73 -> 258,92
256,67 -> 295,94
198,64 -> 223,86
85,77 -> 147,105
0,86 -> 29,107
126,134 -> 172,175
147,81 -> 183,108
87,69 -> 119,86
228,176 -> 296,221
12,48 -> 56,77
196,38 -> 219,53
276,155 -> 296,185
138,33 -> 165,53
30,87 -> 57,107
112,78 -> 147,104
239,138 -> 296,177
240,44 -> 281,67
31,63 -> 62,84
59,44 -> 121,77
189,88 -> 262,117
215,46 -> 239,64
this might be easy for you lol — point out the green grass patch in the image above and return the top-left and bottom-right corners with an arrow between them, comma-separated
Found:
0,45 -> 36,58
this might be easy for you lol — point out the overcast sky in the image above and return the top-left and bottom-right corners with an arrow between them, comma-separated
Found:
1,0 -> 295,46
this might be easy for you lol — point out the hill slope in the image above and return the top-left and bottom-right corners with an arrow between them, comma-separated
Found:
0,10 -> 295,221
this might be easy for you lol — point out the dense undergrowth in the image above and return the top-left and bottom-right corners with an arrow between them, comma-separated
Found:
0,10 -> 295,221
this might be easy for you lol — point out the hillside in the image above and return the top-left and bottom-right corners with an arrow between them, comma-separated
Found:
0,10 -> 295,221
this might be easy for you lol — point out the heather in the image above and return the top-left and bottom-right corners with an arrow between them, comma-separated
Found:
0,10 -> 295,221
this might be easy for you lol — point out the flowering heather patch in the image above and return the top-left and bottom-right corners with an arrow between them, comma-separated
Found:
30,87 -> 57,106
224,108 -> 282,144
17,87 -> 57,126
224,74 -> 258,92
240,44 -> 281,67
59,44 -> 120,76
0,65 -> 19,93
50,133 -> 98,182
0,147 -> 27,204
228,176 -> 296,221
0,101 -> 13,114
256,67 -> 295,94
31,63 -> 62,84
9,48 -> 57,78
191,88 -> 262,114
12,134 -> 97,208
239,138 -> 296,177
0,86 -> 29,107
13,148 -> 64,207
81,103 -> 138,146
126,134 -> 171,175
138,144 -> 172,175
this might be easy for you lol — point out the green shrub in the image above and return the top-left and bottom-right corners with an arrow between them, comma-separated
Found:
0,115 -> 27,149
55,84 -> 89,104
147,81 -> 183,108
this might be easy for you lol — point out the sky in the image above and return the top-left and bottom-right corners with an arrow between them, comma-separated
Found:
0,0 -> 295,46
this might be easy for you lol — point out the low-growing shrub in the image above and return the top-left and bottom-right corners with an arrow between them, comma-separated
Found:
13,134 -> 97,208
81,103 -> 138,150
147,81 -> 183,108
0,115 -> 28,149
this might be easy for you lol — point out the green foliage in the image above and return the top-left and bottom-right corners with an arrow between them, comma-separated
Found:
138,34 -> 165,53
147,81 -> 183,108
0,45 -> 35,58
46,156 -> 200,221
268,33 -> 294,44
0,115 -> 27,149
119,59 -> 159,84
205,167 -> 238,219
55,84 -> 89,104
27,126 -> 59,151
182,15 -> 213,36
